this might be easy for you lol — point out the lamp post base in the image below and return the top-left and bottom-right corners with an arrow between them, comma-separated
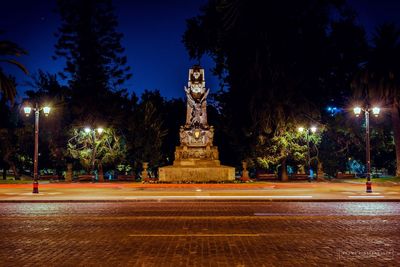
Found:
32,180 -> 39,194
366,181 -> 372,193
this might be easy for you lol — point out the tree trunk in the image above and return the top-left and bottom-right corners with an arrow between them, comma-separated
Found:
10,163 -> 20,180
316,161 -> 323,181
281,158 -> 288,181
65,163 -> 73,182
2,166 -> 6,180
391,101 -> 400,176
3,152 -> 19,180
98,163 -> 104,182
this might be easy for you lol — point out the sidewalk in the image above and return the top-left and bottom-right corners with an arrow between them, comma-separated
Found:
0,181 -> 399,202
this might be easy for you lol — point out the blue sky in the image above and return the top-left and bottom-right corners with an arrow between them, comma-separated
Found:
1,0 -> 218,101
348,0 -> 400,39
2,0 -> 400,102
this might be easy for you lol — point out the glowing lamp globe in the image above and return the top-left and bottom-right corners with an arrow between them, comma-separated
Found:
310,126 -> 317,133
372,107 -> 380,117
353,107 -> 362,117
23,107 -> 32,116
43,106 -> 51,116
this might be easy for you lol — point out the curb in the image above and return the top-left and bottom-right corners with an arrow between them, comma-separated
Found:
1,198 -> 400,203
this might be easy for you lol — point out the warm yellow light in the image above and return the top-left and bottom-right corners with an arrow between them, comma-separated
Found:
310,126 -> 317,133
97,128 -> 104,134
372,107 -> 380,116
23,107 -> 32,116
353,106 -> 362,116
43,106 -> 51,116
298,127 -> 304,133
84,127 -> 91,133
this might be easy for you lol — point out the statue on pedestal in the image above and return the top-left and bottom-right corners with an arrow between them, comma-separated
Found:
158,65 -> 235,182
177,65 -> 214,151
184,66 -> 209,129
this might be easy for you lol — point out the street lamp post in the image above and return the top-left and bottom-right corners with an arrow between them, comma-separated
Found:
24,103 -> 51,194
353,105 -> 380,193
298,126 -> 317,180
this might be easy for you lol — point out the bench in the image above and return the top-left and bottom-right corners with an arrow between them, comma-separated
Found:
39,175 -> 62,180
256,172 -> 277,181
336,173 -> 355,179
78,174 -> 95,182
290,174 -> 309,180
117,175 -> 136,181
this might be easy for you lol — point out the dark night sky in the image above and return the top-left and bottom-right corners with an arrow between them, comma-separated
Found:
1,0 -> 217,101
1,0 -> 400,101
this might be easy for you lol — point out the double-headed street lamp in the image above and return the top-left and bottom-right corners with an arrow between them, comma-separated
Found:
353,105 -> 380,193
24,103 -> 51,193
298,126 -> 317,179
84,127 -> 104,135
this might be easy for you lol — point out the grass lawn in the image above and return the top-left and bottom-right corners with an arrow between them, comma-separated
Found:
0,179 -> 33,184
0,174 -> 34,184
334,176 -> 400,184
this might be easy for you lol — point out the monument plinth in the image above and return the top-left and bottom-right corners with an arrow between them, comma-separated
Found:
159,66 -> 235,182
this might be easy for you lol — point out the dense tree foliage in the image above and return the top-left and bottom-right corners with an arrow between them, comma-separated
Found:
123,90 -> 170,175
0,36 -> 28,104
0,0 -> 398,180
24,71 -> 71,174
183,0 -> 370,178
67,127 -> 125,180
0,98 -> 27,179
54,0 -> 132,125
352,23 -> 400,175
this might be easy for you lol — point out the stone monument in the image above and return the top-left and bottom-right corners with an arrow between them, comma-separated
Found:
159,65 -> 235,182
141,162 -> 149,181
241,161 -> 250,181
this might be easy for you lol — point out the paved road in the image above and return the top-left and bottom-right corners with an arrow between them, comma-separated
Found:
0,202 -> 399,266
1,182 -> 399,201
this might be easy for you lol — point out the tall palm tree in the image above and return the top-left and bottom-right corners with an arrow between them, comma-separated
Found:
352,23 -> 400,176
0,38 -> 28,104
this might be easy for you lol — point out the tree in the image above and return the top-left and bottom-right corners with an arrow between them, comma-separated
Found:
162,98 -> 186,164
0,96 -> 34,179
0,98 -> 20,179
54,0 -> 132,124
67,127 -> 125,181
24,70 -> 71,174
319,112 -> 364,177
352,23 -> 400,176
325,8 -> 368,100
126,90 -> 168,172
183,0 -> 368,178
0,37 -> 28,104
183,0 -> 372,180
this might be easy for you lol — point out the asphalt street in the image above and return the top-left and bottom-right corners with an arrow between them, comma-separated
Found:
0,201 -> 399,266
1,182 -> 399,201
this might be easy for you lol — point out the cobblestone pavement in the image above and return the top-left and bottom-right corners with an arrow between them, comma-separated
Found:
0,202 -> 399,266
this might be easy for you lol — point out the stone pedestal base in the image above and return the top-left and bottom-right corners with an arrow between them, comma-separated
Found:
159,165 -> 235,182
